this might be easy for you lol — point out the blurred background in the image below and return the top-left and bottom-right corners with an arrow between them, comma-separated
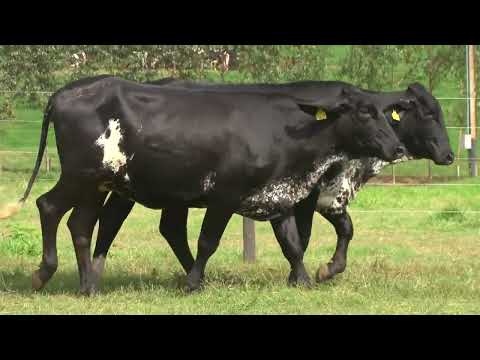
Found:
0,45 -> 477,181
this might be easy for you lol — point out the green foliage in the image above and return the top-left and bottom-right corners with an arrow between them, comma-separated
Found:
0,224 -> 41,257
338,45 -> 467,93
429,206 -> 467,223
339,45 -> 403,90
0,45 -> 477,127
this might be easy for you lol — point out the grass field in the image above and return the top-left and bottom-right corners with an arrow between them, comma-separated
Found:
1,88 -> 479,314
1,171 -> 479,314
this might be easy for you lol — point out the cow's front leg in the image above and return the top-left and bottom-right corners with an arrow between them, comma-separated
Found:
92,192 -> 135,292
294,188 -> 320,252
67,191 -> 107,296
159,206 -> 194,273
316,211 -> 353,282
185,206 -> 233,292
270,214 -> 311,287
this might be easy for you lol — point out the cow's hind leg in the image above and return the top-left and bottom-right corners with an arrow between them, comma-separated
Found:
92,192 -> 135,291
316,211 -> 353,283
185,206 -> 232,292
270,214 -> 311,287
159,206 -> 194,273
67,191 -> 107,295
33,178 -> 76,291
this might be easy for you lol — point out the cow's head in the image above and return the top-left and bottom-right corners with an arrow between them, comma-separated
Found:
326,88 -> 405,162
385,83 -> 454,165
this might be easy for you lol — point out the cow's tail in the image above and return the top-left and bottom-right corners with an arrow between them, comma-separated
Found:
0,97 -> 54,220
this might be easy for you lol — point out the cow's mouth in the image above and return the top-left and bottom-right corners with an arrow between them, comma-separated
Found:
427,140 -> 455,165
354,135 -> 404,162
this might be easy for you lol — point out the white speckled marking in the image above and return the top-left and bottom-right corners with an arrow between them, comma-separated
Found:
95,119 -> 127,173
202,172 -> 216,193
316,154 -> 412,215
238,154 -> 347,220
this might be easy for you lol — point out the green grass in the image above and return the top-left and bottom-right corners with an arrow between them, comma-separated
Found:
0,171 -> 479,314
0,92 -> 479,314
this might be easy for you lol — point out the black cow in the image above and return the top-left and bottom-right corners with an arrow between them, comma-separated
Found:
0,76 -> 403,294
89,78 -> 453,291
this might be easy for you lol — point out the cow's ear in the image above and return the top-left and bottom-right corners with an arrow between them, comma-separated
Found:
397,98 -> 415,110
328,88 -> 354,112
297,103 -> 319,117
294,87 -> 353,115
407,82 -> 428,96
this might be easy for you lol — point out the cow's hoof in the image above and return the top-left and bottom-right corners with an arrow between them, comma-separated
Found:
288,270 -> 312,288
79,282 -> 98,297
32,271 -> 44,291
32,271 -> 45,291
185,273 -> 204,293
315,264 -> 332,283
80,272 -> 100,296
185,280 -> 202,293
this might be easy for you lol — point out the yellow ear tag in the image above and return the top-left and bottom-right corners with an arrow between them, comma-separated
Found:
392,109 -> 400,121
315,109 -> 327,121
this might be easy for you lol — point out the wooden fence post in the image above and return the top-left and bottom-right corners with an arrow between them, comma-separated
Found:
242,217 -> 256,263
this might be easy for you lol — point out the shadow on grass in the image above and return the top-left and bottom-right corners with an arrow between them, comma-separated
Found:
0,265 -> 315,297
0,268 -> 188,296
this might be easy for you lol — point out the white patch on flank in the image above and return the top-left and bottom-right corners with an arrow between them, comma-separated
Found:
124,174 -> 130,182
95,119 -> 127,173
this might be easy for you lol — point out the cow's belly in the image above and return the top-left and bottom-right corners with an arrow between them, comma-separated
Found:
238,155 -> 346,220
91,119 -> 349,217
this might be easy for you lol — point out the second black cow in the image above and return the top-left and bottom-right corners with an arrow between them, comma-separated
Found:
89,78 -> 453,291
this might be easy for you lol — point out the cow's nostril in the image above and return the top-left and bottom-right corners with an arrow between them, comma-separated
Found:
395,146 -> 406,159
446,151 -> 455,163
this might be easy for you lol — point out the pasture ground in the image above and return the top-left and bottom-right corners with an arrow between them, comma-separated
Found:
1,173 -> 479,314
1,100 -> 479,314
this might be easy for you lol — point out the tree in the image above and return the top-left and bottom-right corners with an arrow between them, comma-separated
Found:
338,45 -> 403,90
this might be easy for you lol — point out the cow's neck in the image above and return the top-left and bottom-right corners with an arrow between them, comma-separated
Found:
301,120 -> 339,159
